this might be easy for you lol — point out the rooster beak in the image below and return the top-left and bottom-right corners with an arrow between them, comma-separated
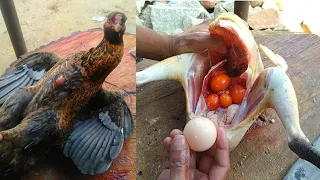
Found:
114,23 -> 121,32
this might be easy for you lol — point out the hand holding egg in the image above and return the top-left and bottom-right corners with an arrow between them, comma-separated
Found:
160,123 -> 230,180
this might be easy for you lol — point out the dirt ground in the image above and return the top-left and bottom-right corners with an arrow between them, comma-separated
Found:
0,0 -> 135,74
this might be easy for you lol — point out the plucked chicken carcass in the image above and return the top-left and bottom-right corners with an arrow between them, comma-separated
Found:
0,11 -> 133,177
136,14 -> 320,168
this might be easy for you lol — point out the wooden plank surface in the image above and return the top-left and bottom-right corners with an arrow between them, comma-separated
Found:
136,31 -> 320,180
18,29 -> 136,180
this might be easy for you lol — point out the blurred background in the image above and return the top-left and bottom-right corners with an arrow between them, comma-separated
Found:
137,0 -> 320,35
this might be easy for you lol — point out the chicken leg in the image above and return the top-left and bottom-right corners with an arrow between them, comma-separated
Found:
243,46 -> 320,168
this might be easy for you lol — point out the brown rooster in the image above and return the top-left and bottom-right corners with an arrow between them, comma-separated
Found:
0,11 -> 133,178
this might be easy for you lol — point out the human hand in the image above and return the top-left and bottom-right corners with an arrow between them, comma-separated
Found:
172,19 -> 227,56
136,19 -> 226,61
158,120 -> 230,180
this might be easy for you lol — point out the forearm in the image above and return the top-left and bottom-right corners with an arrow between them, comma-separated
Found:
136,25 -> 181,61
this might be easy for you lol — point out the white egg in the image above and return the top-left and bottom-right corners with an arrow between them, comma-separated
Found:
183,117 -> 217,152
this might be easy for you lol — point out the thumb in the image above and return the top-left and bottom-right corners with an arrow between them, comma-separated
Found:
200,33 -> 227,54
181,32 -> 227,55
169,135 -> 190,180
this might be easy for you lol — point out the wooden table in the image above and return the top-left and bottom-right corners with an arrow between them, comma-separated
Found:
17,29 -> 136,180
136,31 -> 320,180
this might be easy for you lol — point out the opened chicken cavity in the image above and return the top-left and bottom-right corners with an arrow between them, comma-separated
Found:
195,20 -> 252,129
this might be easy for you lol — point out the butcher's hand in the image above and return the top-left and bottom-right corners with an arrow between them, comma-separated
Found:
158,124 -> 230,180
136,19 -> 227,61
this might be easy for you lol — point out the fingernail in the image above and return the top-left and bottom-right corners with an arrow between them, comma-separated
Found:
172,135 -> 187,151
171,135 -> 189,167
0,134 -> 3,141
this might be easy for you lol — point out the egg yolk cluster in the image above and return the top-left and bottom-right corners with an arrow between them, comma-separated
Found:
206,73 -> 246,110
